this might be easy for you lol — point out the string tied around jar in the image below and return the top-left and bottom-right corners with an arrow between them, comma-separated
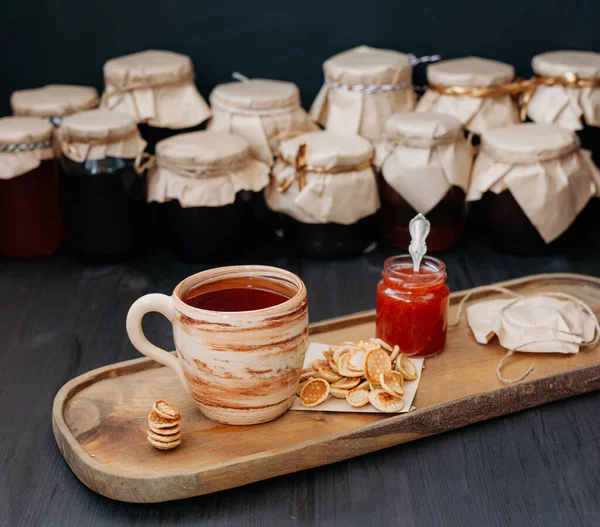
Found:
0,138 -> 53,152
139,152 -> 254,180
388,127 -> 463,149
323,78 -> 412,95
520,72 -> 600,121
101,70 -> 196,113
428,74 -> 600,122
451,286 -> 600,384
276,143 -> 373,193
61,127 -> 140,160
322,53 -> 441,95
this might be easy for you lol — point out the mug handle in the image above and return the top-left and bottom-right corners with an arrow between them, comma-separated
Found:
126,293 -> 189,393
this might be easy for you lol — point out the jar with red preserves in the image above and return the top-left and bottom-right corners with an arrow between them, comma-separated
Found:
376,255 -> 449,357
0,117 -> 61,258
375,112 -> 473,252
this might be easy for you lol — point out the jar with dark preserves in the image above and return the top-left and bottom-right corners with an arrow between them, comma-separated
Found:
147,130 -> 270,262
0,117 -> 61,258
525,51 -> 600,166
309,46 -> 416,140
101,50 -> 211,153
10,84 -> 99,127
417,56 -> 520,142
468,123 -> 600,254
375,112 -> 473,252
58,110 -> 148,262
265,131 -> 379,258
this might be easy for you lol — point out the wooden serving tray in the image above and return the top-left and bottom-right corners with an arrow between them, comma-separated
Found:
53,273 -> 600,503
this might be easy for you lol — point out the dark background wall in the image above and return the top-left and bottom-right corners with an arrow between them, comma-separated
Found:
1,0 -> 598,116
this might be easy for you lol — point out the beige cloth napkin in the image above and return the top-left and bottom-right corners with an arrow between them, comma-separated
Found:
456,286 -> 600,383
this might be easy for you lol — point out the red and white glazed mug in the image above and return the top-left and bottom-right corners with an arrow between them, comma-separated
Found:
126,265 -> 309,425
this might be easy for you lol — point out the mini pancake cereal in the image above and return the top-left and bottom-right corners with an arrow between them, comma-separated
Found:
294,338 -> 420,413
153,400 -> 179,420
396,354 -> 418,380
368,389 -> 404,413
380,371 -> 404,398
364,349 -> 392,387
300,378 -> 330,407
147,400 -> 182,451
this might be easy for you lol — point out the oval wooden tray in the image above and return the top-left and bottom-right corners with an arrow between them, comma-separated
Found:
53,273 -> 600,503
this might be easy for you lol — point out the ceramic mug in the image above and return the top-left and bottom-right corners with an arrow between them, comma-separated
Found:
126,265 -> 309,425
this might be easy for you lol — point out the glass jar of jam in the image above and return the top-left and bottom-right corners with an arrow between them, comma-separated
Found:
309,46 -> 416,140
376,255 -> 449,357
148,130 -> 270,263
208,77 -> 317,165
264,131 -> 379,258
416,56 -> 520,139
58,110 -> 148,262
375,112 -> 472,252
101,50 -> 211,154
10,84 -> 99,127
0,117 -> 62,259
468,123 -> 597,255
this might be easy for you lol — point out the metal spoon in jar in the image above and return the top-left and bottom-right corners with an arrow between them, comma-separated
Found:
409,213 -> 431,273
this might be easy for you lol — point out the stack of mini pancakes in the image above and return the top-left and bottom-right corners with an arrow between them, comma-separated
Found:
147,400 -> 182,450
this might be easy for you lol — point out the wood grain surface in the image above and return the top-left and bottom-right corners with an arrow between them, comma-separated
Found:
53,274 -> 600,503
2,230 -> 600,525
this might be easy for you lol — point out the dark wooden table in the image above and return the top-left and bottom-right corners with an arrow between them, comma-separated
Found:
2,229 -> 600,527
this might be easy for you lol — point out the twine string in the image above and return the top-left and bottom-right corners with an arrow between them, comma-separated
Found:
277,143 -> 373,193
451,286 -> 600,384
0,140 -> 53,152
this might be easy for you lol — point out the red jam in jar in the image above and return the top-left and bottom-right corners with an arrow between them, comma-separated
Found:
376,255 -> 449,357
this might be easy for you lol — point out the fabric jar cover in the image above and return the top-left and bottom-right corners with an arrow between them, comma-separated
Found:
468,123 -> 600,243
59,109 -> 146,163
0,116 -> 54,180
374,112 -> 473,214
265,130 -> 379,224
417,56 -> 520,135
147,130 -> 270,208
309,46 -> 416,140
526,51 -> 600,130
208,78 -> 318,165
10,85 -> 99,124
101,50 -> 211,129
